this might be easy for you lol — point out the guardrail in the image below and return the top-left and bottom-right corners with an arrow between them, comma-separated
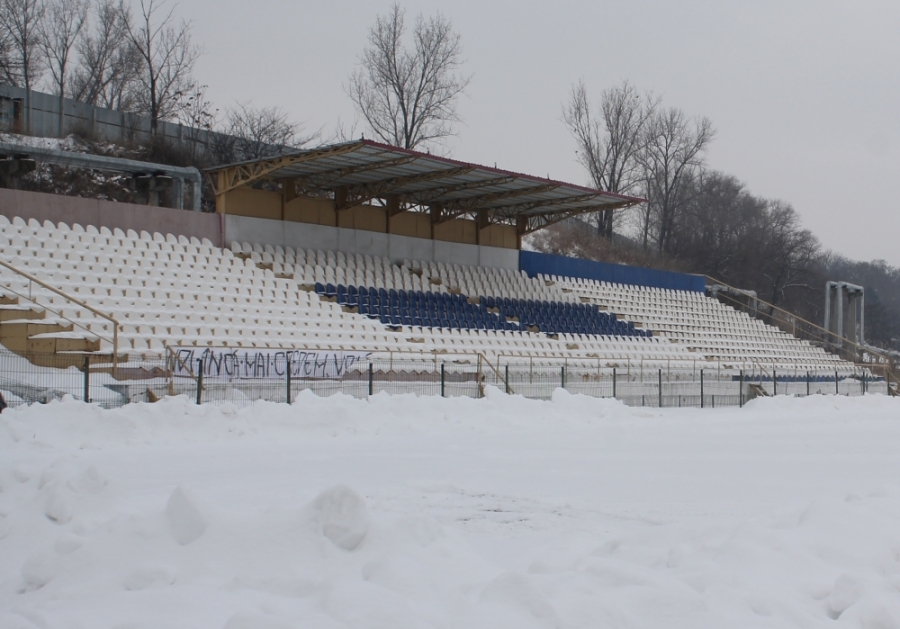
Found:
0,259 -> 120,374
704,274 -> 898,383
0,347 -> 890,409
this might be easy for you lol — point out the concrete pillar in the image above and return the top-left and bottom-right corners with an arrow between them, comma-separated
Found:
172,177 -> 185,210
134,174 -> 173,207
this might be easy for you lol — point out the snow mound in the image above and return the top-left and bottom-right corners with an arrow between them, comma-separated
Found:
305,485 -> 369,551
166,486 -> 208,545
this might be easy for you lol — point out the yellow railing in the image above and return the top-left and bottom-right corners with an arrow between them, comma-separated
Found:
0,259 -> 120,372
704,274 -> 898,385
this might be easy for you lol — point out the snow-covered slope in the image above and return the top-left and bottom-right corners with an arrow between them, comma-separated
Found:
2,391 -> 900,628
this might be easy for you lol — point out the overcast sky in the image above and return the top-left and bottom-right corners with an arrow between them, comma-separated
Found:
179,0 -> 900,266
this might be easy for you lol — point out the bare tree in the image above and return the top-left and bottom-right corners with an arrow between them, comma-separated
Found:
0,0 -> 46,91
126,0 -> 199,133
563,80 -> 657,238
0,19 -> 18,85
347,3 -> 470,150
758,200 -> 820,307
637,107 -> 715,253
38,0 -> 88,134
213,103 -> 318,164
70,0 -> 138,110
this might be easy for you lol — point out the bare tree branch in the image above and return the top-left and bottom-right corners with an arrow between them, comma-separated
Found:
37,0 -> 88,134
212,102 -> 319,164
125,0 -> 200,133
563,79 -> 657,238
346,3 -> 470,151
38,0 -> 87,96
637,107 -> 715,253
0,0 -> 46,92
70,0 -> 139,111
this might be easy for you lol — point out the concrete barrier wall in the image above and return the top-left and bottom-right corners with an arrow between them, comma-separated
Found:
225,214 -> 520,271
0,85 -> 219,152
0,188 -> 222,244
520,250 -> 706,292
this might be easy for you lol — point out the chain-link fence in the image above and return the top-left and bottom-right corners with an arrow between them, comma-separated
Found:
0,348 -> 893,410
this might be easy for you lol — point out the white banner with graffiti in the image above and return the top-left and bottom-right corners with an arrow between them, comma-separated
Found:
171,348 -> 371,381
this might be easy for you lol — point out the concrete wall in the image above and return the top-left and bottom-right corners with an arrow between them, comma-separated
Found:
0,188 -> 222,244
0,84 -> 220,153
225,214 -> 520,271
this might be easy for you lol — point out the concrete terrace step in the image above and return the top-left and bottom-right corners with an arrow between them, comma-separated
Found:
27,330 -> 101,353
0,304 -> 45,321
0,320 -> 75,352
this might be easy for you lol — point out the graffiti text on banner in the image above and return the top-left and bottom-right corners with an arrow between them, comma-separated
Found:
172,348 -> 371,380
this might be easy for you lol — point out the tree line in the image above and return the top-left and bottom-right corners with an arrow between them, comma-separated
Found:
529,78 -> 898,350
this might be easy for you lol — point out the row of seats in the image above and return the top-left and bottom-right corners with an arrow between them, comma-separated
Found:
315,283 -> 649,338
546,274 -> 846,368
0,215 -> 860,373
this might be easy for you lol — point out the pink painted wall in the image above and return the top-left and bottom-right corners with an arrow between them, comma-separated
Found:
0,188 -> 223,246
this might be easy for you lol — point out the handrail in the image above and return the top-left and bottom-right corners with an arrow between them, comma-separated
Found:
0,259 -> 119,371
704,274 -> 894,364
478,352 -> 515,394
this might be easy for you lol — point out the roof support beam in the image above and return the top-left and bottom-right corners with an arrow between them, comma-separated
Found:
489,193 -> 610,220
296,154 -> 418,191
431,184 -> 560,225
211,143 -> 362,195
333,166 -> 474,211
518,200 -> 638,234
406,175 -> 517,205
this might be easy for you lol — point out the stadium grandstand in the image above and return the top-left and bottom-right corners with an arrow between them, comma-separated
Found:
0,140 -> 895,406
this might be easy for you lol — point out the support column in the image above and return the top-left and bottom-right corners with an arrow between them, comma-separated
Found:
281,177 -> 296,221
430,203 -> 443,239
0,157 -> 37,189
216,172 -> 228,214
133,174 -> 173,207
386,194 -> 400,233
475,208 -> 489,246
172,177 -> 185,210
516,216 -> 528,249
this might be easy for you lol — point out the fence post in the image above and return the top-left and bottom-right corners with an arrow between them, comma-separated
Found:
862,371 -> 866,395
440,362 -> 446,398
835,370 -> 839,395
700,369 -> 704,409
773,369 -> 777,396
658,369 -> 662,408
505,365 -> 509,394
286,360 -> 292,404
561,366 -> 566,389
83,354 -> 90,403
612,367 -> 617,399
739,370 -> 744,408
807,371 -> 810,397
368,362 -> 374,397
196,358 -> 203,405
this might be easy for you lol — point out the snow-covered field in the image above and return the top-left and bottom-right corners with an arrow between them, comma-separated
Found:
2,390 -> 900,628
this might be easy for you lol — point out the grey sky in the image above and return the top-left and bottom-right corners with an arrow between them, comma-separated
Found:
182,0 -> 900,266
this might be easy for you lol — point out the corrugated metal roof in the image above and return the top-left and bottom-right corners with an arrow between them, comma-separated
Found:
208,140 -> 643,224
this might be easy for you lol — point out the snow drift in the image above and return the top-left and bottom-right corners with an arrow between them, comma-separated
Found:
1,391 -> 899,628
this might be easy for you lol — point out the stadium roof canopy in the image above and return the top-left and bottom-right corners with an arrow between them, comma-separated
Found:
207,140 -> 644,235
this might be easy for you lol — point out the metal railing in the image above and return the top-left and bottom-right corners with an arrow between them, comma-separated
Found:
0,347 -> 891,410
704,274 -> 898,383
0,259 -> 120,371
